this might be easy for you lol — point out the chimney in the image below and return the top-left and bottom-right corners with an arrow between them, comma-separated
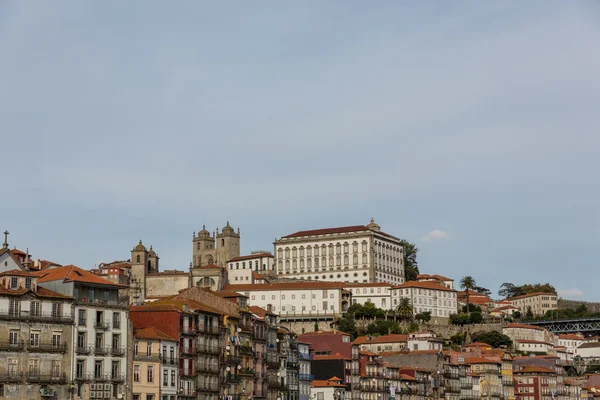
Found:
183,304 -> 189,312
267,304 -> 273,312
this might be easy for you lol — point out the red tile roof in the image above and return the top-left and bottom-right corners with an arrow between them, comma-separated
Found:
283,225 -> 370,238
515,366 -> 555,374
395,280 -> 456,292
465,357 -> 500,364
37,265 -> 127,287
507,292 -> 557,300
311,380 -> 346,388
252,271 -> 265,280
0,285 -> 72,299
313,353 -> 351,361
224,282 -> 347,291
0,269 -> 41,277
228,253 -> 273,262
515,339 -> 553,345
248,305 -> 276,317
558,334 -> 585,340
134,326 -> 177,341
354,334 -> 408,345
417,274 -> 454,281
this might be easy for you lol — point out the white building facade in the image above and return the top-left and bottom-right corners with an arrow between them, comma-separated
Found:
226,252 -> 275,284
274,219 -> 405,285
224,282 -> 351,316
391,281 -> 458,318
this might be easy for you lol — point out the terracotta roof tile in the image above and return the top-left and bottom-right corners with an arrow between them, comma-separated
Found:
465,357 -> 500,364
558,334 -> 585,340
395,281 -> 457,292
311,380 -> 346,388
0,269 -> 41,277
515,366 -> 555,374
37,265 -> 127,288
134,326 -> 177,341
228,253 -> 273,262
224,282 -> 347,291
313,353 -> 350,361
282,225 -> 370,238
507,292 -> 557,300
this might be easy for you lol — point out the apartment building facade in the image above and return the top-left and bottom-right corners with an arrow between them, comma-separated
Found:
37,265 -> 130,400
507,292 -> 558,316
0,269 -> 74,399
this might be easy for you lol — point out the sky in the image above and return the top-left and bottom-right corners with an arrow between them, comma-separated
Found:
1,1 -> 599,300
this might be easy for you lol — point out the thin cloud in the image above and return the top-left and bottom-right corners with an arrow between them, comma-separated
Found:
421,229 -> 450,243
557,288 -> 584,298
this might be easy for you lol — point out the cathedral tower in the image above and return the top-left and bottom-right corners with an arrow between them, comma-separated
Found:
130,240 -> 148,303
216,221 -> 240,266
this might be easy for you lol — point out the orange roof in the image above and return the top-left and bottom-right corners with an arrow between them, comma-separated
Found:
504,323 -> 545,331
354,334 -> 408,345
468,342 -> 492,348
0,285 -> 72,299
515,366 -> 555,374
252,271 -> 264,280
37,265 -> 127,288
132,297 -> 223,316
228,253 -> 273,262
134,326 -> 177,341
465,357 -> 500,365
559,334 -> 585,340
314,353 -> 350,361
298,330 -> 350,337
359,350 -> 376,356
395,280 -> 456,292
0,269 -> 41,277
311,380 -> 346,388
417,274 -> 454,281
224,281 -> 347,291
507,292 -> 557,300
399,374 -> 417,381
495,305 -> 518,311
249,305 -> 276,317
283,225 -> 370,238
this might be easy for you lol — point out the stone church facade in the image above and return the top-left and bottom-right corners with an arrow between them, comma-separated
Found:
129,222 -> 240,303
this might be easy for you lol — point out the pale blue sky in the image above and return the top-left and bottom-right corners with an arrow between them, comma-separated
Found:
1,1 -> 599,300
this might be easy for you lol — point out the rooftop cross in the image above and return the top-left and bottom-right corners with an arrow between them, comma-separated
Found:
2,230 -> 8,249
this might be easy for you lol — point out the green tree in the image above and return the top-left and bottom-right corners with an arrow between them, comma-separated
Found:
472,331 -> 513,348
396,298 -> 414,321
400,240 -> 419,281
474,286 -> 491,296
462,304 -> 482,313
526,306 -> 534,319
460,276 -> 476,315
449,313 -> 470,326
415,311 -> 431,323
337,317 -> 357,338
469,312 -> 483,324
314,321 -> 319,332
513,311 -> 522,319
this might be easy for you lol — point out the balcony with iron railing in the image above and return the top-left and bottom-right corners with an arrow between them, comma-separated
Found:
27,342 -> 68,353
268,379 -> 286,390
239,367 -> 255,376
460,390 -> 480,400
299,353 -> 312,360
110,374 -> 125,382
181,326 -> 197,335
74,373 -> 94,382
95,373 -> 111,382
0,372 -> 22,382
179,389 -> 197,398
180,345 -> 197,356
226,374 -> 241,383
299,374 -> 314,381
224,355 -> 241,365
286,360 -> 299,369
267,359 -> 280,369
75,297 -> 128,309
196,363 -> 220,374
111,347 -> 126,356
94,320 -> 111,330
196,381 -> 220,392
27,372 -> 68,384
502,376 -> 514,386
0,340 -> 25,352
160,355 -> 177,365
198,324 -> 221,335
197,345 -> 220,355
0,310 -> 74,323
134,353 -> 160,362
240,345 -> 253,355
180,368 -> 195,378
95,346 -> 109,355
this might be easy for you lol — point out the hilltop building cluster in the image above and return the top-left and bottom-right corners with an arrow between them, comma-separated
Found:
0,221 -> 599,400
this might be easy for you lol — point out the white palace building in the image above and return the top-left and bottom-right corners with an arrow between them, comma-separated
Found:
273,219 -> 405,285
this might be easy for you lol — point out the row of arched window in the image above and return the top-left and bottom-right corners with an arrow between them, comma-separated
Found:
277,253 -> 368,270
278,241 -> 369,259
